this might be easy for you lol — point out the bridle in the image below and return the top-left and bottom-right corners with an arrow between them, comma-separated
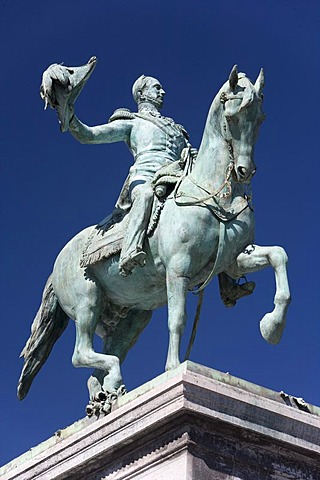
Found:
183,77 -> 263,357
174,89 -> 256,208
173,156 -> 234,207
173,119 -> 236,208
172,92 -> 252,297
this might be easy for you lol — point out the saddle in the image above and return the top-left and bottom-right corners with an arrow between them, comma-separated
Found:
80,159 -> 187,268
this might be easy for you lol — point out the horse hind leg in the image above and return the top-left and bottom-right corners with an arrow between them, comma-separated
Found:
226,244 -> 291,344
87,308 -> 153,400
72,295 -> 123,398
106,308 -> 153,362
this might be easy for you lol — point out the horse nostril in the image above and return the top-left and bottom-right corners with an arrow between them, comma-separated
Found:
238,166 -> 247,178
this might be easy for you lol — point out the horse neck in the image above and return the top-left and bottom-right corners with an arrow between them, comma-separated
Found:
192,104 -> 232,193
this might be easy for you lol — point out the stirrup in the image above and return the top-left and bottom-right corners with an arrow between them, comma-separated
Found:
119,250 -> 146,277
223,281 -> 256,308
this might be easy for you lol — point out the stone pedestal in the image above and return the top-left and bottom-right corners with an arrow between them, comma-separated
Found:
2,362 -> 320,479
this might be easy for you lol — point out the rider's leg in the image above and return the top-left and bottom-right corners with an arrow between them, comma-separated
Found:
119,182 -> 154,276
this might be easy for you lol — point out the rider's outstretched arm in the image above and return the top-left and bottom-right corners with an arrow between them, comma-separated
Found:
69,114 -> 132,145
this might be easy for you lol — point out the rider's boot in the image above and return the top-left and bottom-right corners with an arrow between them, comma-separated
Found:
218,272 -> 255,308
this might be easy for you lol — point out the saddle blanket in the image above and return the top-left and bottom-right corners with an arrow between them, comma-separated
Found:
80,210 -> 128,268
80,164 -> 184,268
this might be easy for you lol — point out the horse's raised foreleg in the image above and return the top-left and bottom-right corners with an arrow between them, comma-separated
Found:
165,273 -> 189,371
226,244 -> 291,344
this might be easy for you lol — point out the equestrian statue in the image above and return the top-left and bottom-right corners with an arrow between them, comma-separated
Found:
18,58 -> 291,415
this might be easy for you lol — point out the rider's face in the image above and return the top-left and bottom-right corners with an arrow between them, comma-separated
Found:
142,79 -> 165,108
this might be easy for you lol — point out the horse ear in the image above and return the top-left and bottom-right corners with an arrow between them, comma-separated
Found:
254,68 -> 265,95
229,65 -> 238,91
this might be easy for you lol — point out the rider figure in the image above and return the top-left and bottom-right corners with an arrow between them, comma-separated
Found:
68,75 -> 254,303
69,75 -> 194,276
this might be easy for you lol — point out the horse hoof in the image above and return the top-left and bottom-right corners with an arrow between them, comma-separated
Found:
96,391 -> 107,402
117,384 -> 127,397
85,386 -> 127,417
260,312 -> 286,344
101,403 -> 112,415
86,404 -> 94,417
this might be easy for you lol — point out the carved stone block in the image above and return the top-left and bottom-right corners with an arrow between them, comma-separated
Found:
2,362 -> 320,479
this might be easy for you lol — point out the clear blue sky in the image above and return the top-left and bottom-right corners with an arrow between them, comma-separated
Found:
1,0 -> 319,466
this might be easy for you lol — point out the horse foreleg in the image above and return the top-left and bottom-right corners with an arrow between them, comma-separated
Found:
165,274 -> 189,371
226,244 -> 291,344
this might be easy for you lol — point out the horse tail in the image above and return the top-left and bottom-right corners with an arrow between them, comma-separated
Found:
17,275 -> 69,400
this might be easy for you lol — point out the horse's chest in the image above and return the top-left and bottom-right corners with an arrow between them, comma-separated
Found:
158,204 -> 254,278
158,207 -> 219,267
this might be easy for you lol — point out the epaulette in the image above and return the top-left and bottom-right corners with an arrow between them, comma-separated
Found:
108,108 -> 135,122
176,124 -> 189,140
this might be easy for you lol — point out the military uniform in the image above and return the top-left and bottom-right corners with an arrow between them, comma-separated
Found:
105,108 -> 190,275
108,109 -> 190,211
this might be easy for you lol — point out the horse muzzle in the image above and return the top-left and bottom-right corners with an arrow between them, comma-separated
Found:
236,165 -> 256,183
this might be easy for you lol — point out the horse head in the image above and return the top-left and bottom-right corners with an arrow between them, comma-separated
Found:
218,65 -> 266,183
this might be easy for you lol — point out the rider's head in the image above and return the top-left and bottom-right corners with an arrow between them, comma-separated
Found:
132,75 -> 165,109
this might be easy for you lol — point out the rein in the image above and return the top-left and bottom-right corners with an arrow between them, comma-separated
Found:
173,135 -> 235,207
183,219 -> 226,360
184,289 -> 204,361
172,138 -> 236,297
174,159 -> 234,207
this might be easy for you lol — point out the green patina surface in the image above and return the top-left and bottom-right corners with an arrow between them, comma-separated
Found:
19,66 -> 292,414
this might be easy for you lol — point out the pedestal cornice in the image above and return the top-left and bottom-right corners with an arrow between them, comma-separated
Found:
2,362 -> 319,479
